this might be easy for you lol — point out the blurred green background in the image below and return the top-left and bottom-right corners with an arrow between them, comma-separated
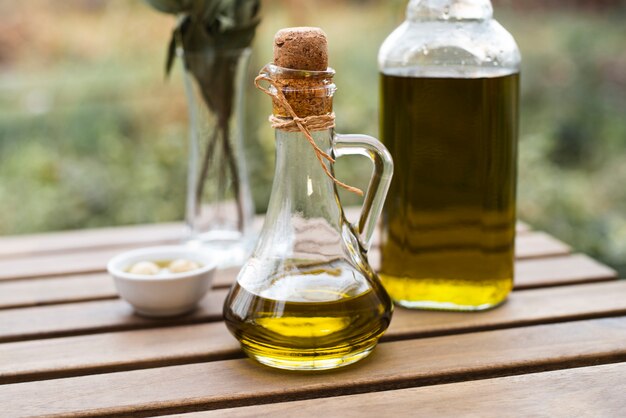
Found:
0,0 -> 625,274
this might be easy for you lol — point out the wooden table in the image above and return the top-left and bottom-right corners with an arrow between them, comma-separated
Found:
0,217 -> 624,417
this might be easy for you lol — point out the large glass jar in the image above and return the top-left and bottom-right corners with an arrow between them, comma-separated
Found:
378,0 -> 521,311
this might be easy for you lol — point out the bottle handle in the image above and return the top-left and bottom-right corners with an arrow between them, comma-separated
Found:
333,133 -> 394,251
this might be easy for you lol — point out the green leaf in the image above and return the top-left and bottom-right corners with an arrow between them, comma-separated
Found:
165,31 -> 177,78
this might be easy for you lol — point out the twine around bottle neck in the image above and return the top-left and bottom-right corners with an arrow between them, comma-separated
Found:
254,73 -> 363,196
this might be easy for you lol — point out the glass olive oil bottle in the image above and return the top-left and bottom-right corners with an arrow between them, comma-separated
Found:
224,28 -> 394,371
378,0 -> 521,311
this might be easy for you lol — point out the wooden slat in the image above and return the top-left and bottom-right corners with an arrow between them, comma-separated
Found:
3,280 -> 626,383
386,280 -> 626,338
0,222 -> 186,259
0,322 -> 237,384
0,266 -> 240,310
0,222 -> 249,283
0,273 -> 115,310
0,290 -> 228,343
512,231 -> 570,259
514,254 -> 617,289
0,251 -> 615,313
0,211 -> 529,260
1,317 -> 625,417
0,248 -> 125,282
0,229 -> 548,283
0,246 -> 239,284
182,362 -> 626,418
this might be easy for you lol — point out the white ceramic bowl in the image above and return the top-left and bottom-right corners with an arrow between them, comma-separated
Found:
107,246 -> 217,318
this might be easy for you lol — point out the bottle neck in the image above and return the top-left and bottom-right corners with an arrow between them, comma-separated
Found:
265,128 -> 342,225
407,0 -> 493,21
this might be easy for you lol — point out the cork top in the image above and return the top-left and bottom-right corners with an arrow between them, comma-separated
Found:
273,27 -> 329,71
264,27 -> 335,118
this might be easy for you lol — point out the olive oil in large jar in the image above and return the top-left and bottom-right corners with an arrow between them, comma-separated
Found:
379,71 -> 518,310
378,0 -> 521,310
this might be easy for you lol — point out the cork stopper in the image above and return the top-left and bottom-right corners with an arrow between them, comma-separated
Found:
256,28 -> 363,196
274,27 -> 328,71
269,27 -> 334,118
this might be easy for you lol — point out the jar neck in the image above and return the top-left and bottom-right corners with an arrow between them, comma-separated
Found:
407,0 -> 493,21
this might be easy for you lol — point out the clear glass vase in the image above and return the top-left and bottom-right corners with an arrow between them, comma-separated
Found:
181,47 -> 255,268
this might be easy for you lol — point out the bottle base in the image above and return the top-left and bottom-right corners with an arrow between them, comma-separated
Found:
393,298 -> 507,312
241,343 -> 376,371
381,274 -> 512,312
185,231 -> 255,269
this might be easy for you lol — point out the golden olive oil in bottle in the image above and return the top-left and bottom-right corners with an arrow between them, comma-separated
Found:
379,72 -> 518,310
224,260 -> 392,369
378,1 -> 521,310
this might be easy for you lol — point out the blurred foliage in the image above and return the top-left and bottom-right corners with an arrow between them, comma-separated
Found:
499,9 -> 626,275
0,0 -> 625,274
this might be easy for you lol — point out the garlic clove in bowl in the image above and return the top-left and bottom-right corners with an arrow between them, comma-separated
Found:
107,246 -> 217,318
